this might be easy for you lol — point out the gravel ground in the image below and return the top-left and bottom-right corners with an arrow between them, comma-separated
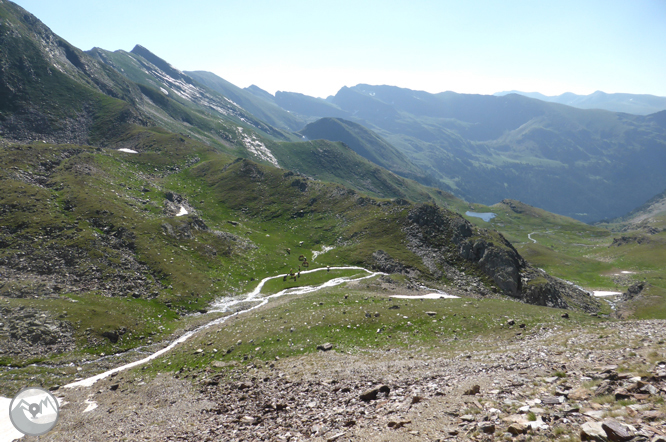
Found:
14,319 -> 665,442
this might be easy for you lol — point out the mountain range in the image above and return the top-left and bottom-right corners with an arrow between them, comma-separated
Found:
253,84 -> 666,222
4,0 -> 666,226
494,90 -> 666,116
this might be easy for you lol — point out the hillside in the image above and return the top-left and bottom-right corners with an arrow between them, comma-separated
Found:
0,0 -> 302,169
298,117 -> 430,184
0,136 -> 599,366
274,91 -> 349,119
185,70 -> 306,132
611,187 -> 666,228
268,138 -> 450,204
87,46 -> 294,143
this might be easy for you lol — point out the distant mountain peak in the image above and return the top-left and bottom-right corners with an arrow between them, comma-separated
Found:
130,44 -> 182,78
246,85 -> 273,97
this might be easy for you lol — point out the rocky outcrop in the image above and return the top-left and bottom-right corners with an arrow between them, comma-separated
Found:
458,238 -> 522,296
621,281 -> 647,302
371,250 -> 407,275
611,236 -> 651,247
401,204 -> 599,311
163,191 -> 195,217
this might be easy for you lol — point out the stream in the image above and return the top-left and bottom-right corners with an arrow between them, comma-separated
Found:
1,266 -> 388,440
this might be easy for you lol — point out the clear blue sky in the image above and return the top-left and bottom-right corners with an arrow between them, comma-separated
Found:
12,0 -> 666,98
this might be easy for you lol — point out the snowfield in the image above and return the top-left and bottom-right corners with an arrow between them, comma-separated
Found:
237,127 -> 279,167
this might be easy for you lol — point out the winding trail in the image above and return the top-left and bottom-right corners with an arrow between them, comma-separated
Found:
528,232 -> 538,243
64,266 -> 383,389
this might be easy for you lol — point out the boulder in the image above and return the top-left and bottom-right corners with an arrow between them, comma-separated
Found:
359,385 -> 390,402
580,421 -> 608,441
569,387 -> 592,400
464,385 -> 480,395
601,419 -> 634,442
478,422 -> 495,434
507,422 -> 526,435
595,380 -> 615,397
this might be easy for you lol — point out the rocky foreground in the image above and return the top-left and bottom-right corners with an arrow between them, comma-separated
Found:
30,319 -> 666,442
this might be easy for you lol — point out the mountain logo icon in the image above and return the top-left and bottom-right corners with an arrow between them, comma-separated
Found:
9,387 -> 60,436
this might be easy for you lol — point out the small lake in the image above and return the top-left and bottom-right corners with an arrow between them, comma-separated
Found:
465,211 -> 497,222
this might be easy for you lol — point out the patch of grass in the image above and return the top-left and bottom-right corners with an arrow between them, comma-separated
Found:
592,394 -> 615,405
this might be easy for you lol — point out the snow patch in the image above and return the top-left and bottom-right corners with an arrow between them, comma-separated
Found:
0,397 -> 24,441
392,292 -> 460,299
176,206 -> 188,217
236,127 -> 279,167
593,291 -> 622,297
83,398 -> 98,413
117,148 -> 138,154
312,246 -> 335,262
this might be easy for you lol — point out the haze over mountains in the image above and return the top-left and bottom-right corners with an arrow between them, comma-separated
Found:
494,90 -> 666,116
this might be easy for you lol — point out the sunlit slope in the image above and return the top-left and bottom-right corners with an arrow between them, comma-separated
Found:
1,128 -> 602,365
186,70 -> 306,132
268,139 -> 455,205
455,199 -> 666,318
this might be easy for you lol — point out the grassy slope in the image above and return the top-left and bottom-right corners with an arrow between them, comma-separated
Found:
268,138 -> 455,205
298,117 -> 429,183
0,127 -> 510,369
0,3 -> 140,143
145,283 -> 605,376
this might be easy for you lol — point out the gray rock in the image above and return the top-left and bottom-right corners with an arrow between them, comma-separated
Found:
580,421 -> 607,441
464,384 -> 480,395
507,422 -> 526,435
478,422 -> 495,434
601,419 -> 634,442
595,380 -> 615,396
317,343 -> 333,351
359,385 -> 390,401
639,384 -> 658,395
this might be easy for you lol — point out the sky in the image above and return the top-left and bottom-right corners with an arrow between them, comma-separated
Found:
11,0 -> 666,98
